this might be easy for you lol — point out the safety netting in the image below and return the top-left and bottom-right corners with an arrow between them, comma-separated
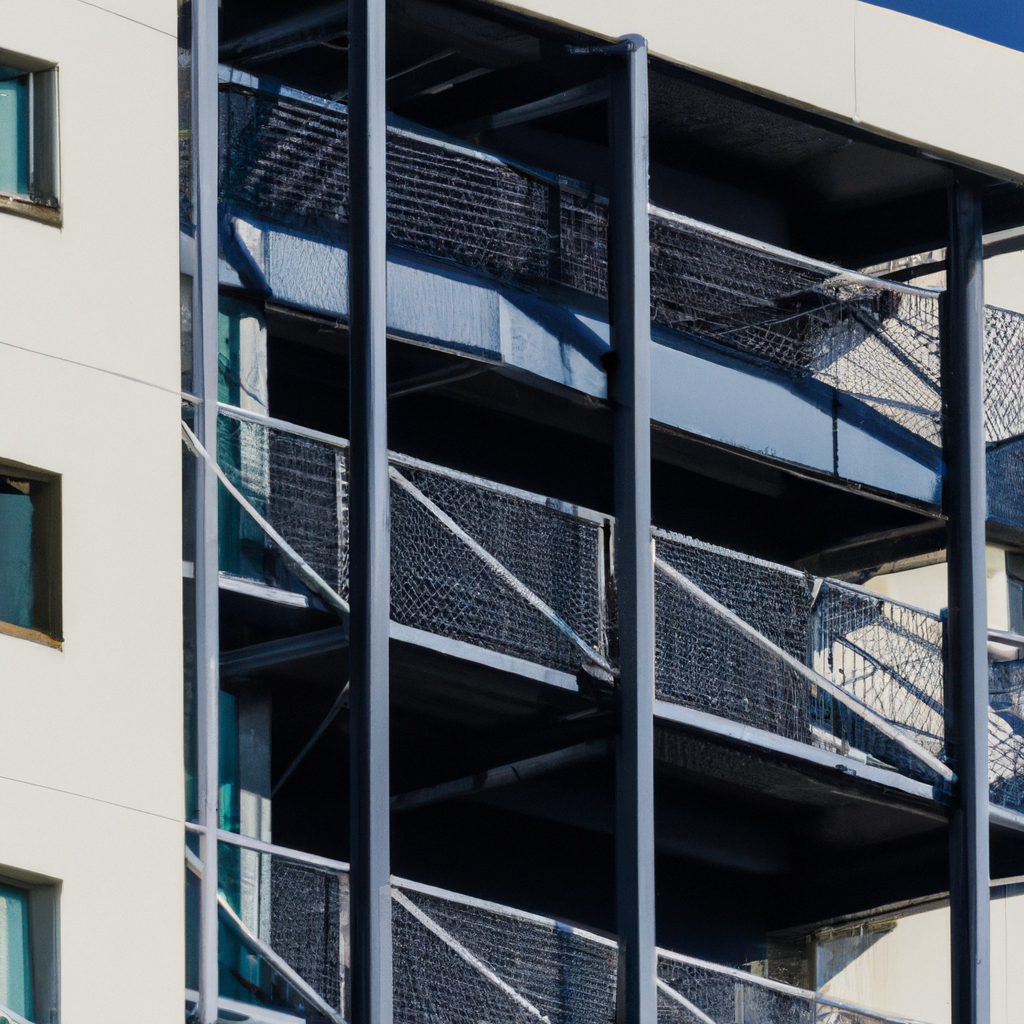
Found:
217,412 -> 348,597
988,436 -> 1024,531
810,580 -> 946,776
657,951 -> 915,1024
389,456 -> 609,675
217,73 -> 942,449
208,839 -> 931,1024
984,305 -> 1024,533
652,530 -> 949,784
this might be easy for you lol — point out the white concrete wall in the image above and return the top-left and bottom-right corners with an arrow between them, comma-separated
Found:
818,890 -> 1024,1024
0,0 -> 182,1021
493,0 -> 1024,182
865,547 -> 1010,629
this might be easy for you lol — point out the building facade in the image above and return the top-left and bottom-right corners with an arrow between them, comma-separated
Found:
3,1 -> 1024,1023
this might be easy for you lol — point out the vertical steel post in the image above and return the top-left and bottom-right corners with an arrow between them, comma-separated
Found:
348,0 -> 393,1022
944,179 -> 990,1024
609,34 -> 656,1024
192,0 -> 221,1020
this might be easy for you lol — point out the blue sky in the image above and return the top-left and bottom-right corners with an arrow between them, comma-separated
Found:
865,0 -> 1024,53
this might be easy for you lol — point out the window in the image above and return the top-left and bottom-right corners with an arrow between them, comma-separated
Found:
0,49 -> 59,224
0,461 -> 61,647
0,871 -> 59,1024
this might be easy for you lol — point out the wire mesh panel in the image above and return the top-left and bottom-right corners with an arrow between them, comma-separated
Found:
987,435 -> 1024,531
658,954 -> 811,1024
216,409 -> 608,673
654,530 -> 815,743
649,212 -> 942,447
811,581 -> 946,781
985,306 -> 1024,444
389,458 -> 608,675
270,858 -> 348,1019
657,951 -> 925,1024
392,884 -> 617,1024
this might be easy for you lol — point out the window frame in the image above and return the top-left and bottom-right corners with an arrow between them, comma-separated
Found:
0,48 -> 60,227
0,459 -> 62,649
0,868 -> 60,1024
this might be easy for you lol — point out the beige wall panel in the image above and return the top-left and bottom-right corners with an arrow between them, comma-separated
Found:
0,0 -> 180,391
74,0 -> 177,37
821,894 -> 1024,1024
854,4 -> 1024,180
496,0 -> 857,118
987,252 -> 1024,315
0,777 -> 182,1024
991,892 -> 1024,1024
493,0 -> 1024,179
0,347 -> 183,823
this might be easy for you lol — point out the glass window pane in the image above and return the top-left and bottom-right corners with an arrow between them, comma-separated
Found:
0,484 -> 34,630
0,884 -> 33,1021
0,74 -> 29,196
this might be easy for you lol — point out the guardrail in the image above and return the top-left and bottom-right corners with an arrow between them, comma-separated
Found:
187,830 -> 935,1024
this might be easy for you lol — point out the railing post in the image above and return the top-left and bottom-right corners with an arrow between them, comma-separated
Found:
192,0 -> 221,1019
348,0 -> 393,1021
944,178 -> 990,1024
609,34 -> 657,1024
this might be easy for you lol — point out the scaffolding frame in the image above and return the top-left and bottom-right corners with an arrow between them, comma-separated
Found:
186,8 -> 996,1023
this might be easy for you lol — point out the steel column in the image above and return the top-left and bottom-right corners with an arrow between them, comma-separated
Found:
944,179 -> 990,1024
609,34 -> 657,1024
191,0 -> 221,1020
348,0 -> 393,1021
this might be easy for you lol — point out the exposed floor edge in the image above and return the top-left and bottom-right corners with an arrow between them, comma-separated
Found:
389,621 -> 579,691
653,699 -> 942,804
185,989 -> 304,1024
216,574 -> 579,689
989,803 -> 1024,833
220,572 -> 314,608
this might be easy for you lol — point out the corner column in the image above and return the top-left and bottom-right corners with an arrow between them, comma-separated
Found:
609,34 -> 657,1024
944,179 -> 990,1024
348,0 -> 393,1021
192,0 -> 221,1020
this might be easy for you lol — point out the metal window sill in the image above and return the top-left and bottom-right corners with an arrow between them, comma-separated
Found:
0,192 -> 61,227
0,619 -> 62,649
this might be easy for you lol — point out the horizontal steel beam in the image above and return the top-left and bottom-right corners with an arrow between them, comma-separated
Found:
221,625 -> 349,676
390,738 -> 612,812
220,3 -> 348,61
447,78 -> 609,136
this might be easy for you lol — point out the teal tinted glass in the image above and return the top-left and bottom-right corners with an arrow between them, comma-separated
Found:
0,485 -> 34,630
0,73 -> 29,196
0,884 -> 33,1021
